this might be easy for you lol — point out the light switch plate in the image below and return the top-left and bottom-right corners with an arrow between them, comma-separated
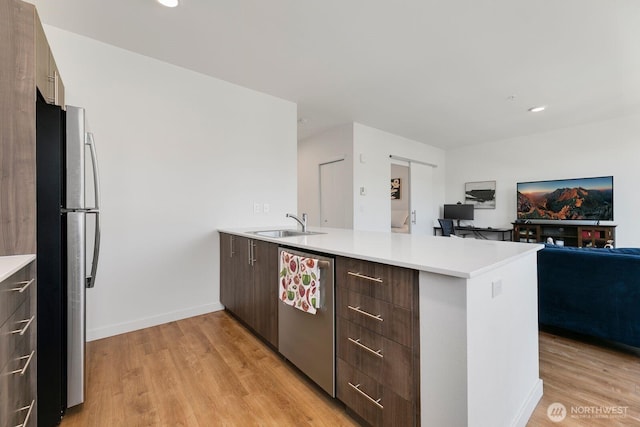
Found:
253,203 -> 262,214
263,203 -> 270,213
492,279 -> 503,298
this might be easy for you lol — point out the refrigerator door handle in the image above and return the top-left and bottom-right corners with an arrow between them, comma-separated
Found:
86,211 -> 101,289
85,132 -> 101,288
85,132 -> 101,210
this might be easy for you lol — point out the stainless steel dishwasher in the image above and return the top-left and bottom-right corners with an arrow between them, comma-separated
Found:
278,247 -> 335,397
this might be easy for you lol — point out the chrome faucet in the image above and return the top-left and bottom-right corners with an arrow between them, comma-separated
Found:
286,213 -> 308,232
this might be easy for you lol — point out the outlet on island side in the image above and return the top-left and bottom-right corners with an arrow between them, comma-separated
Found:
492,279 -> 503,298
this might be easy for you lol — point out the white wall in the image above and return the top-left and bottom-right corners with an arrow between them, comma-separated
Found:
419,252 -> 542,427
45,26 -> 297,340
353,123 -> 446,232
446,113 -> 640,246
297,124 -> 354,228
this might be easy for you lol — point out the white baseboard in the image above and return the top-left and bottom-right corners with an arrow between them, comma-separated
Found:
87,302 -> 225,341
512,379 -> 544,427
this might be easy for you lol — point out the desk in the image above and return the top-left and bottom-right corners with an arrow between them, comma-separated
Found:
433,226 -> 513,241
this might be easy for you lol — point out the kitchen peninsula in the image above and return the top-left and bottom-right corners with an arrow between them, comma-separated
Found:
218,227 -> 543,427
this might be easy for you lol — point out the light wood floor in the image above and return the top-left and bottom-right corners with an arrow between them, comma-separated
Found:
61,311 -> 640,426
528,329 -> 640,426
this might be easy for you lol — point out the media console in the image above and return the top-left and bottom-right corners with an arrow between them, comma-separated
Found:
512,223 -> 616,248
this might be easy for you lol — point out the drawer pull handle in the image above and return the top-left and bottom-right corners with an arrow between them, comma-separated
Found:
348,337 -> 383,358
347,305 -> 383,322
15,399 -> 36,427
347,271 -> 383,283
348,382 -> 383,409
11,350 -> 35,376
11,316 -> 35,336
11,279 -> 35,293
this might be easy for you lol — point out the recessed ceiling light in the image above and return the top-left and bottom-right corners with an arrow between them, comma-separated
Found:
157,0 -> 179,7
528,106 -> 546,113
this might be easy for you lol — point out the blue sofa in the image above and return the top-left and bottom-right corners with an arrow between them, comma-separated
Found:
537,244 -> 640,348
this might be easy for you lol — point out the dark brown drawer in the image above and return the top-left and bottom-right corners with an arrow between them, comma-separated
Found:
337,288 -> 414,347
336,257 -> 416,309
0,263 -> 35,326
337,358 -> 414,427
0,299 -> 34,373
337,318 -> 414,400
0,346 -> 36,427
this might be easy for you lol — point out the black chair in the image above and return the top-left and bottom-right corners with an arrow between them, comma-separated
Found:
438,219 -> 456,237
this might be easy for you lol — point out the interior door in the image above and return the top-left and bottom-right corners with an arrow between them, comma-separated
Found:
320,160 -> 349,228
409,162 -> 434,235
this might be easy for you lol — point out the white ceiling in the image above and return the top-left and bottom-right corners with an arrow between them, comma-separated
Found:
32,0 -> 640,148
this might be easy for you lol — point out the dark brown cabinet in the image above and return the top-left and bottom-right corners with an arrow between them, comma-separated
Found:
577,226 -> 616,248
252,240 -> 278,345
335,256 -> 420,427
219,233 -> 278,347
0,259 -> 37,427
513,223 -> 540,243
219,233 -> 237,314
512,223 -> 616,248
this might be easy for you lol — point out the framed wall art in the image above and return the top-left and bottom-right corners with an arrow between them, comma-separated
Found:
465,180 -> 496,209
391,178 -> 401,200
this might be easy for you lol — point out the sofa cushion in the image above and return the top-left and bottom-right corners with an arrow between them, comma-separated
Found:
543,243 -> 640,256
537,245 -> 640,347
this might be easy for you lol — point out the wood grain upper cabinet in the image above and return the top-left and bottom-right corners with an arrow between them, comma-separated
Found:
1,0 -> 36,257
335,257 -> 420,427
219,233 -> 278,347
0,1 -> 65,257
35,9 -> 64,107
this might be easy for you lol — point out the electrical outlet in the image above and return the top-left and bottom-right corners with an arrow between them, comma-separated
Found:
253,203 -> 262,214
263,203 -> 270,213
492,279 -> 503,298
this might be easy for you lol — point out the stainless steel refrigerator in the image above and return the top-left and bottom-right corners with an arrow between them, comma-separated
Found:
36,94 -> 101,426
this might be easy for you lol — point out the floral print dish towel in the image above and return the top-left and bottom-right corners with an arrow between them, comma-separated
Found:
279,250 -> 321,314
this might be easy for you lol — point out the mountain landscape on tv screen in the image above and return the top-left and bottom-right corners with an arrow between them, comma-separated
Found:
517,187 -> 613,220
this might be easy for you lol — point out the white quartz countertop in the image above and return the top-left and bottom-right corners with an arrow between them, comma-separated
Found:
218,227 -> 542,278
0,254 -> 36,282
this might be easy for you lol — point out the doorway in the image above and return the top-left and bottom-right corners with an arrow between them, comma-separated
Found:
390,157 -> 435,235
319,159 -> 349,228
390,161 -> 410,233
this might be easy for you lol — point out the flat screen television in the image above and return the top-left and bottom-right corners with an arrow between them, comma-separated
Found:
443,204 -> 474,226
517,176 -> 613,221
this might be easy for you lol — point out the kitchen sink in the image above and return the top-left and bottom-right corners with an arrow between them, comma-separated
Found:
250,229 -> 325,238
